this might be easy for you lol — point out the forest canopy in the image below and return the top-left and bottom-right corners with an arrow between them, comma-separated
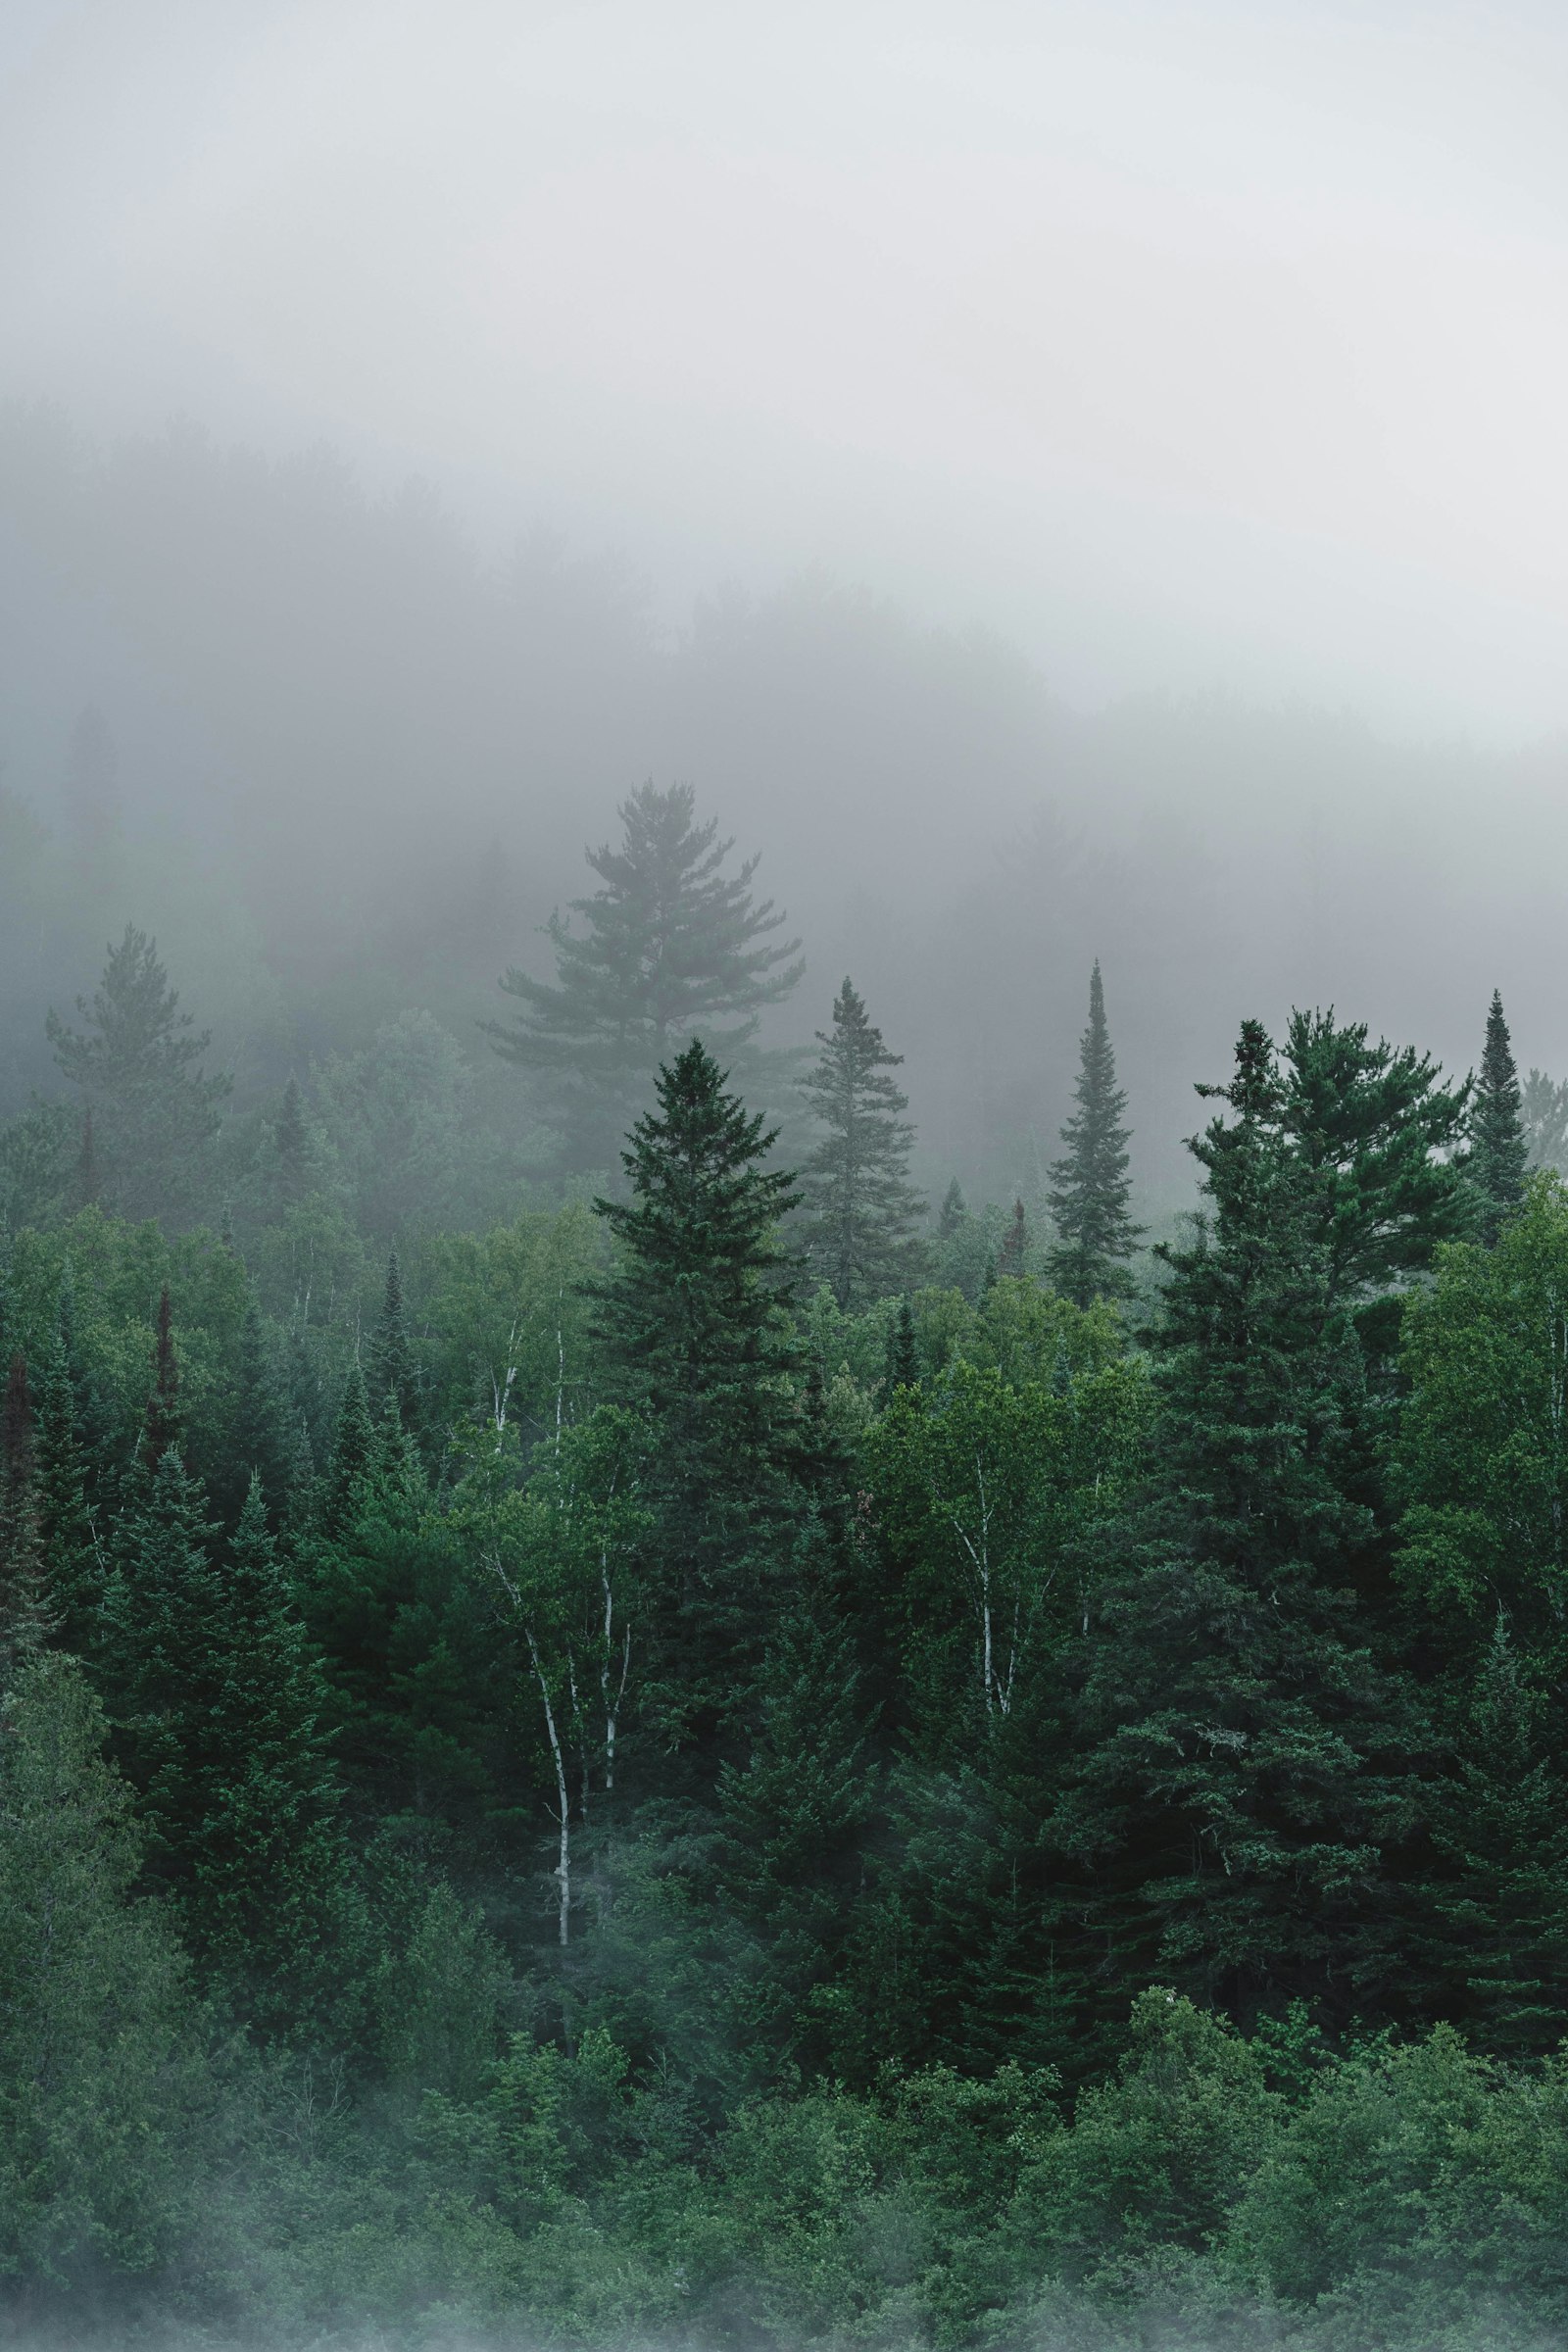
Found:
3,782 -> 1568,2349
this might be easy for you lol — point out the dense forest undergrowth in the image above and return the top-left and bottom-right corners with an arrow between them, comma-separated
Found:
7,787 -> 1568,2347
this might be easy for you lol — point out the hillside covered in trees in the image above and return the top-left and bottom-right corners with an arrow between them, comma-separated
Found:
6,784 -> 1568,2348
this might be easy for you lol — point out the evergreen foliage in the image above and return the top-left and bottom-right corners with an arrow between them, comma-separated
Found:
46,926 -> 228,1223
593,1038 -> 800,1747
801,976 -> 925,1308
138,1284 -> 181,1474
1282,1007 -> 1473,1302
1060,1021 -> 1414,2021
1468,989 -> 1529,1242
488,782 -> 804,1166
1047,961 -> 1142,1305
371,1247 -> 419,1434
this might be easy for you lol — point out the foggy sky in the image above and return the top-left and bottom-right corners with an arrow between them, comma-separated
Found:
7,0 -> 1568,737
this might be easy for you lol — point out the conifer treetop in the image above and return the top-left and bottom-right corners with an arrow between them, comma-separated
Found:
1047,959 -> 1143,1307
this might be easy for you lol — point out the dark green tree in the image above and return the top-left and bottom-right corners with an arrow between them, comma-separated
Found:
219,1294 -> 293,1530
997,1198 -> 1028,1282
1418,1619 -> 1568,2055
109,1455 -> 342,2015
138,1284 -> 181,1474
487,782 -> 804,1167
800,976 -> 924,1308
320,1359 -> 376,1541
0,1354 -> 51,1676
1060,1021 -> 1414,2027
593,1039 -> 800,1750
1469,990 -> 1529,1244
1047,961 -> 1143,1305
1282,1007 -> 1473,1306
885,1298 -> 919,1395
0,1651 -> 204,2282
47,925 -> 229,1224
370,1247 -> 419,1435
30,1328 -> 100,1657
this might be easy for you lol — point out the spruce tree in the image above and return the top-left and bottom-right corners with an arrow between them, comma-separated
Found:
320,1359 -> 376,1540
30,1329 -> 100,1657
109,1457 -> 342,2013
273,1075 -> 310,1212
593,1039 -> 800,1748
370,1248 -> 419,1434
1060,1021 -> 1414,2026
885,1298 -> 919,1395
1047,961 -> 1142,1306
997,1198 -> 1028,1282
47,925 -> 229,1224
0,1651 -> 203,2277
800,976 -> 925,1309
0,1354 -> 51,1675
487,782 -> 804,1167
1282,1007 -> 1473,1302
138,1285 -> 181,1473
220,1293 -> 292,1529
1469,990 -> 1529,1244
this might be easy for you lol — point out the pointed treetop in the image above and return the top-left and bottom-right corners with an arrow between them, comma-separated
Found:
1047,960 -> 1143,1307
139,1285 -> 182,1473
1470,989 -> 1529,1245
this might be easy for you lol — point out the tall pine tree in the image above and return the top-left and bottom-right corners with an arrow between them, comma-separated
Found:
47,925 -> 229,1224
1059,1021 -> 1415,2031
488,782 -> 804,1168
593,1039 -> 800,1753
1047,961 -> 1142,1306
1469,990 -> 1528,1244
801,977 -> 924,1309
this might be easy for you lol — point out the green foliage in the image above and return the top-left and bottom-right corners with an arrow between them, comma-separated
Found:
801,974 -> 925,1307
1061,1022 -> 1416,2018
46,924 -> 229,1225
1282,1005 -> 1474,1301
1396,1174 -> 1568,1671
1048,959 -> 1144,1304
1468,990 -> 1529,1244
0,1652 -> 207,2283
593,1038 -> 801,1749
488,781 -> 804,1167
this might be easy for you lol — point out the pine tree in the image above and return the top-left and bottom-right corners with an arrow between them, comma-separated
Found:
138,1285 -> 181,1474
1060,1021 -> 1414,2026
0,1651 -> 203,2278
800,977 -> 925,1309
716,1557 -> 875,2066
1282,1007 -> 1473,1303
938,1179 -> 967,1243
196,1477 -> 344,2016
273,1075 -> 310,1212
370,1248 -> 419,1434
1419,1619 -> 1568,2056
220,1293 -> 292,1529
320,1359 -> 376,1539
0,1354 -> 51,1675
487,782 -> 804,1167
74,1106 -> 98,1209
47,925 -> 229,1224
997,1198 -> 1028,1282
593,1039 -> 801,1748
885,1298 -> 919,1395
1047,961 -> 1143,1306
1469,990 -> 1529,1245
30,1328 -> 100,1657
109,1461 -> 342,2017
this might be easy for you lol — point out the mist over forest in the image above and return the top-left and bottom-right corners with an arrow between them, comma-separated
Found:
4,403 -> 1568,1222
10,5 -> 1568,2349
